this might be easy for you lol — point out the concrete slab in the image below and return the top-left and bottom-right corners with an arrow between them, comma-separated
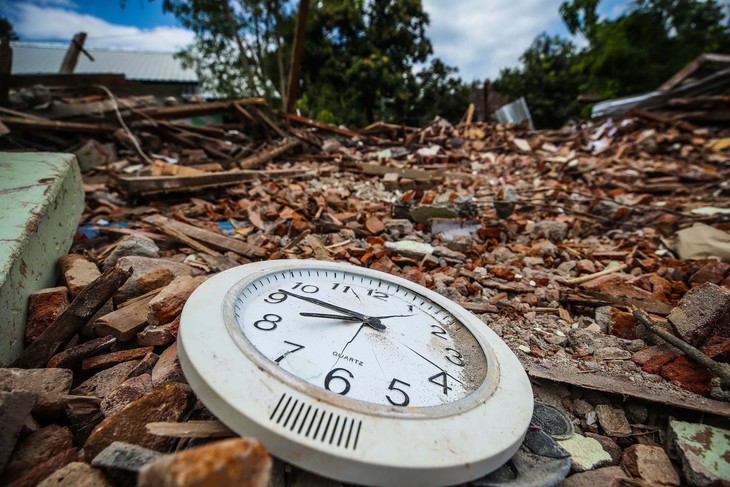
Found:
0,153 -> 84,365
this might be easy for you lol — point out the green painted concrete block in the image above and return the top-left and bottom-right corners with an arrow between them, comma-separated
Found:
0,152 -> 84,365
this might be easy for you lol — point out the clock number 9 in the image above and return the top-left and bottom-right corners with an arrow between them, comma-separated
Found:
324,368 -> 353,395
264,292 -> 288,304
253,314 -> 282,331
386,378 -> 410,407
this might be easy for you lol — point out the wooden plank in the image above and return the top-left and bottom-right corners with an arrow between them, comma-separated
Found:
113,167 -> 313,196
561,290 -> 674,316
143,214 -> 266,259
147,421 -> 234,438
276,110 -> 362,138
131,98 -> 266,120
238,138 -> 301,169
348,162 -> 473,181
526,362 -> 730,417
12,267 -> 133,369
0,115 -> 115,133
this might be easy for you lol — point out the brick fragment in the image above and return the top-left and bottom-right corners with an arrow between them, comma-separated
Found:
25,287 -> 69,344
667,283 -> 730,346
81,347 -> 154,374
147,275 -> 206,326
58,254 -> 101,298
47,336 -> 116,369
138,438 -> 271,487
621,444 -> 680,486
36,462 -> 113,487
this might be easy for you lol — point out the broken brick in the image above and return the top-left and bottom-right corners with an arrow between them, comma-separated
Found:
25,287 -> 69,345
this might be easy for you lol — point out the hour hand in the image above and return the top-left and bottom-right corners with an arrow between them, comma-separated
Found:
299,312 -> 386,331
299,312 -> 363,322
279,289 -> 369,321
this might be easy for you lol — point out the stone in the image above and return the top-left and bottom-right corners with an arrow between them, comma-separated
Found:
37,462 -> 112,487
81,346 -> 154,374
595,405 -> 632,437
94,295 -> 153,342
4,424 -> 73,482
38,462 -> 113,487
534,220 -> 568,242
100,374 -> 154,416
47,336 -> 117,369
660,356 -> 714,396
91,441 -> 162,473
151,342 -> 185,388
83,383 -> 194,460
7,448 -> 78,487
621,444 -> 679,486
667,283 -> 730,346
57,254 -> 101,298
572,399 -> 593,419
557,434 -> 612,472
384,240 -> 434,260
669,420 -> 730,486
364,217 -> 385,235
409,205 -> 459,224
137,324 -> 176,346
433,245 -> 466,261
71,361 -> 138,399
102,234 -> 159,270
74,139 -> 114,172
290,470 -> 344,487
584,433 -> 621,465
689,260 -> 730,285
557,466 -> 628,487
0,391 -> 36,473
575,259 -> 596,274
593,347 -> 631,361
25,287 -> 70,344
0,368 -> 72,416
147,275 -> 206,326
115,256 -> 202,303
0,153 -> 84,366
138,438 -> 272,487
624,403 -> 648,423
127,352 -> 160,379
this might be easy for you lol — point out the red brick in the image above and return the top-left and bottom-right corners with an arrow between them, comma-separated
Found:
25,287 -> 69,345
661,356 -> 714,396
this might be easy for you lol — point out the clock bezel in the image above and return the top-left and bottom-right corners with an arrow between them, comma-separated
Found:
222,261 -> 500,419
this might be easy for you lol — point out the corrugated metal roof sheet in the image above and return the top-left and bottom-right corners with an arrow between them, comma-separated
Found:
11,43 -> 198,83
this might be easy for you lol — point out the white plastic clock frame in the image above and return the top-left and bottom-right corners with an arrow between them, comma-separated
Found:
179,260 -> 533,487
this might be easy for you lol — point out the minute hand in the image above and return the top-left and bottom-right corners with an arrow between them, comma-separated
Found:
278,289 -> 370,321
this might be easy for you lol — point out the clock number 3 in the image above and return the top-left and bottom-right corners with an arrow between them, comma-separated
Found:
324,368 -> 353,395
445,348 -> 465,367
253,314 -> 282,331
385,378 -> 410,407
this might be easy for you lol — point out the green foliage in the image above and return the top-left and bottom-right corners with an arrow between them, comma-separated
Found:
494,34 -> 583,128
0,17 -> 19,41
496,0 -> 730,128
159,0 -> 470,126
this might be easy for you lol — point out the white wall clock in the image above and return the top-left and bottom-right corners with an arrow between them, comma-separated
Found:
179,260 -> 533,487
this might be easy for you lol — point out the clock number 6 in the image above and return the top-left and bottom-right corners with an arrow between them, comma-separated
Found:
324,368 -> 353,395
445,348 -> 465,367
253,314 -> 282,331
385,378 -> 410,407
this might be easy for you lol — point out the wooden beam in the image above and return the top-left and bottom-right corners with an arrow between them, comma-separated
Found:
1,73 -> 128,88
0,115 -> 115,133
59,32 -> 88,74
130,98 -> 265,120
143,214 -> 266,259
238,138 -> 301,169
0,37 -> 11,106
286,0 -> 310,113
276,110 -> 362,138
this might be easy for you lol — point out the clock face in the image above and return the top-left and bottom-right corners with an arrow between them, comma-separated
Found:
229,267 -> 490,410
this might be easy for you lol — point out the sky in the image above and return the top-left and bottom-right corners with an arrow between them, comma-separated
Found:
0,0 -> 630,80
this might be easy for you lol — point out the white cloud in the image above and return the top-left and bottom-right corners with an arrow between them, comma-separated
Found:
423,0 -> 565,80
8,3 -> 194,52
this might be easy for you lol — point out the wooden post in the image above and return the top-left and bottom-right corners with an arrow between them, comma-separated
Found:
59,32 -> 87,74
286,0 -> 310,114
483,79 -> 491,118
0,36 -> 11,106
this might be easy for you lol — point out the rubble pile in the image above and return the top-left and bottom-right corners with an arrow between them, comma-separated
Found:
1,89 -> 730,486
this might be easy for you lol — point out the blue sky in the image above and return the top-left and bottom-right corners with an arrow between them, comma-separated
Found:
1,0 -> 631,80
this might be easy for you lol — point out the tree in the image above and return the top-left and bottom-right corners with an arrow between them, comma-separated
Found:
0,17 -> 19,41
161,0 -> 466,126
494,34 -> 583,128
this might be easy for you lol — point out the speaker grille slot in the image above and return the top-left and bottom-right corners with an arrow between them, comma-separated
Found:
270,393 -> 361,450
